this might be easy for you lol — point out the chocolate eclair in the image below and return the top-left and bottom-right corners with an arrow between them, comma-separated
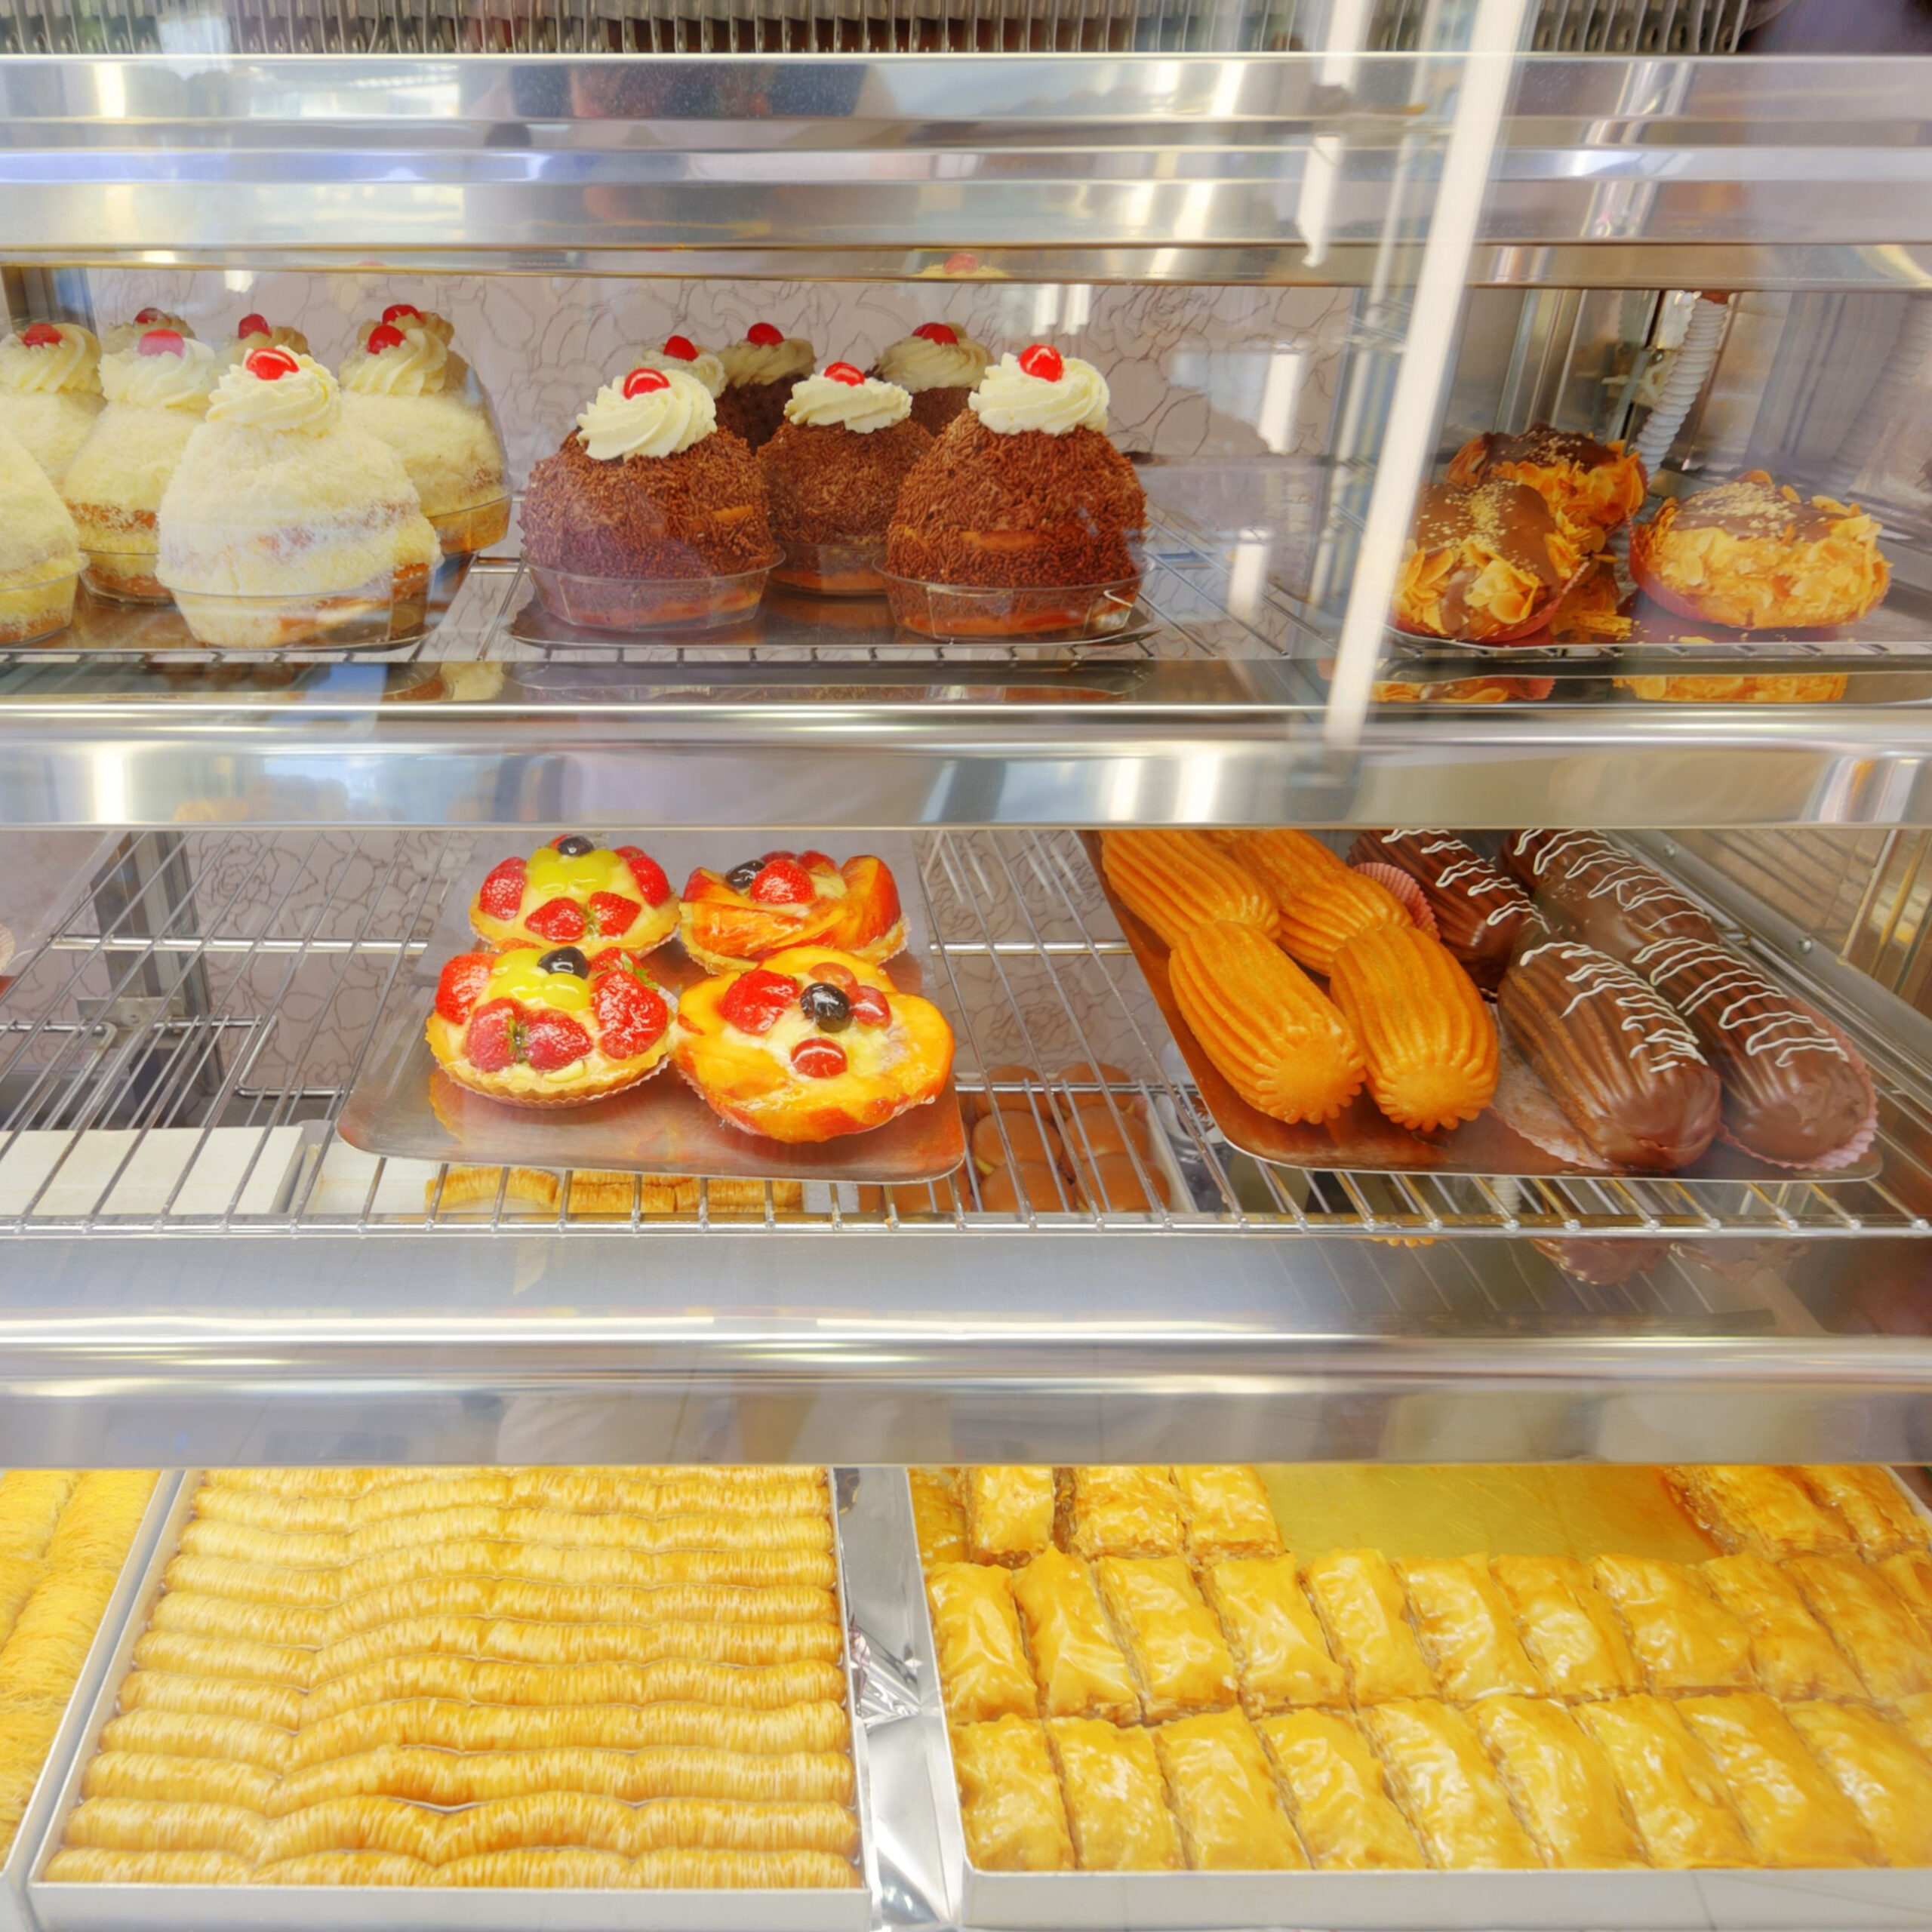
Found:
1628,935 -> 1877,1170
1447,424 -> 1647,552
1392,479 -> 1583,642
1348,829 -> 1540,992
1499,938 -> 1722,1172
1531,1236 -> 1672,1289
1500,831 -> 1718,968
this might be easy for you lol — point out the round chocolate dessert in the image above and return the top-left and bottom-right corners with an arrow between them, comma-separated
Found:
758,361 -> 933,595
869,321 -> 992,437
714,321 -> 814,453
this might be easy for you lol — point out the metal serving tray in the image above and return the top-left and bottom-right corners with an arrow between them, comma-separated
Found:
0,1472 -> 183,1932
29,1471 -> 876,1932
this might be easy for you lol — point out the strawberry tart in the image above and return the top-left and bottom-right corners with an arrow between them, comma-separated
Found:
679,848 -> 905,974
470,833 -> 678,955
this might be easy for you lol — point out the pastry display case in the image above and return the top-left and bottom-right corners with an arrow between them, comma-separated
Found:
2,4 -> 1932,1927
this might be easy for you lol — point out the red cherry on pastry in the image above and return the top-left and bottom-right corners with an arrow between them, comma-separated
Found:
663,334 -> 699,361
943,252 -> 980,274
623,367 -> 670,398
849,985 -> 892,1029
477,856 -> 527,921
365,322 -> 407,354
134,306 -> 165,324
19,324 -> 61,349
245,347 -> 300,380
823,361 -> 865,386
811,962 -> 858,994
435,953 -> 494,1025
749,859 -> 815,906
912,322 -> 958,345
791,1037 -> 848,1080
593,968 -> 669,1058
719,968 -> 799,1035
1019,344 -> 1064,382
465,999 -> 522,1072
524,1008 -> 592,1072
237,313 -> 270,338
588,891 -> 641,938
383,303 -> 423,325
525,897 -> 588,943
617,846 -> 670,906
138,329 -> 186,358
746,322 -> 785,346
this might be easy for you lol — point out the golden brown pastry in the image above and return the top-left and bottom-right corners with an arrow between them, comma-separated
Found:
0,1472 -> 76,1557
1786,1701 -> 1932,1866
1700,1554 -> 1864,1702
1663,1464 -> 1857,1561
254,1851 -> 425,1885
334,1540 -> 838,1599
1469,1696 -> 1644,1869
1212,830 -> 1348,907
1786,1555 -> 1932,1703
44,1847 -> 252,1884
1878,1550 -> 1932,1638
1092,1556 -> 1239,1724
1168,921 -> 1365,1126
1011,1549 -> 1139,1724
161,1554 -> 340,1609
1061,1466 -> 1186,1560
1571,1695 -> 1754,1869
82,1752 -> 278,1813
1358,1699 -> 1541,1869
959,1467 -> 1055,1567
98,1711 -> 294,1777
1791,1465 -> 1929,1561
1446,425 -> 1645,552
1153,1709 -> 1306,1869
1676,1692 -> 1876,1868
131,1632 -> 312,1690
1201,1555 -> 1348,1715
1398,1556 -> 1540,1703
1275,868 -> 1409,978
1302,1550 -> 1435,1706
117,1669 -> 305,1733
1491,1555 -> 1642,1701
951,1716 -> 1075,1872
438,1791 -> 860,1861
436,1847 -> 633,1888
261,1794 -> 441,1864
1256,1709 -> 1423,1870
146,1593 -> 334,1651
1171,1466 -> 1281,1561
1588,1555 -> 1754,1694
1393,479 -> 1583,642
926,1561 -> 1038,1725
1100,830 -> 1277,950
1045,1717 -> 1183,1872
65,1796 -> 269,1862
1895,1690 -> 1932,1758
909,1470 -> 968,1565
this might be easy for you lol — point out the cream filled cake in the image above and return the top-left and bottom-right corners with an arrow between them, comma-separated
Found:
339,318 -> 509,552
0,420 -> 82,642
221,311 -> 311,366
356,303 -> 468,384
100,308 -> 192,355
872,322 -> 992,435
632,333 -> 727,398
715,322 -> 814,451
63,328 -> 223,601
157,346 -> 438,647
0,324 -> 103,483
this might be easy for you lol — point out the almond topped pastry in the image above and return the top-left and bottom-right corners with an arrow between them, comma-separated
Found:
1447,423 -> 1646,551
1393,478 -> 1584,642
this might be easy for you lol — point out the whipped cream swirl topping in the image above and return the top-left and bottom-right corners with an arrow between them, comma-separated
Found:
875,329 -> 992,393
633,340 -> 727,399
0,325 -> 100,395
100,335 -> 221,411
718,333 -> 814,388
784,366 -> 911,435
103,312 -> 193,355
577,366 -> 715,462
225,323 -> 310,365
358,306 -> 455,349
205,351 -> 343,435
340,324 -> 454,398
970,349 -> 1109,437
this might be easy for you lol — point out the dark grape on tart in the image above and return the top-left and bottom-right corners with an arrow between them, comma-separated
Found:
471,833 -> 676,954
678,849 -> 905,974
427,943 -> 676,1108
675,945 -> 953,1143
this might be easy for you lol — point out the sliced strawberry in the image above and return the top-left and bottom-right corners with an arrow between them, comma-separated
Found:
435,952 -> 495,1025
525,897 -> 587,943
757,849 -> 796,867
718,968 -> 800,1035
797,850 -> 835,874
681,866 -> 713,900
849,986 -> 892,1029
616,846 -> 671,906
594,969 -> 669,1059
477,857 -> 528,921
791,1036 -> 848,1079
749,859 -> 815,906
524,1008 -> 592,1072
465,998 -> 522,1072
589,891 -> 642,937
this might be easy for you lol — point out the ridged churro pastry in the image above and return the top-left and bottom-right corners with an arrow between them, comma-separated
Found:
1327,924 -> 1497,1132
1211,829 -> 1346,908
1274,866 -> 1409,977
1393,478 -> 1584,642
1168,921 -> 1364,1126
1630,471 -> 1889,631
1446,424 -> 1646,552
1099,830 -> 1275,950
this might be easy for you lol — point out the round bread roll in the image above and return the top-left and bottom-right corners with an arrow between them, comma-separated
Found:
977,1161 -> 1069,1214
1073,1150 -> 1168,1212
1059,1060 -> 1145,1117
971,1109 -> 1061,1173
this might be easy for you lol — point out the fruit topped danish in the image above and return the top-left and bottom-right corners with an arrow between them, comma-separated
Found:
427,943 -> 676,1107
470,834 -> 677,955
679,850 -> 905,974
675,946 -> 952,1143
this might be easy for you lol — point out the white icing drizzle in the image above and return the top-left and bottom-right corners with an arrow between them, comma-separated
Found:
1385,829 -> 1534,933
1517,939 -> 1706,1078
1512,829 -> 1706,924
1631,936 -> 1850,1069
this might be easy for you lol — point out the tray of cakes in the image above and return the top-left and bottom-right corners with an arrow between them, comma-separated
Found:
873,1460 -> 1932,1930
1088,827 -> 1881,1183
336,831 -> 965,1186
28,1464 -> 875,1930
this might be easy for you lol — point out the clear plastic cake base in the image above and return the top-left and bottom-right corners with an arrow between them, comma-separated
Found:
78,549 -> 171,607
527,563 -> 773,635
773,539 -> 887,598
168,564 -> 430,650
880,568 -> 1142,641
0,564 -> 81,645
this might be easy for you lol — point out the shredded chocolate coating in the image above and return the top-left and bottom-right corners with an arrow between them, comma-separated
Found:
715,378 -> 797,453
1349,829 -> 1540,993
1500,831 -> 1719,968
1668,475 -> 1835,545
757,417 -> 933,546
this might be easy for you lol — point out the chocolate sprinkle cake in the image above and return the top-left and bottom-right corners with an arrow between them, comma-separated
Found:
715,379 -> 796,454
758,417 -> 933,546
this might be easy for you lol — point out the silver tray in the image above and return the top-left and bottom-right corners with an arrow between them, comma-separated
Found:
29,1469 -> 876,1932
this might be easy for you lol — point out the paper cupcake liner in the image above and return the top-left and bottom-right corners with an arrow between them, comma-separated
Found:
1714,1022 -> 1879,1173
1349,861 -> 1440,941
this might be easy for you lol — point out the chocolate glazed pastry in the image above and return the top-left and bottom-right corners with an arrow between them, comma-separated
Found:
1500,830 -> 1719,969
1499,939 -> 1722,1172
1627,936 -> 1878,1169
1349,829 -> 1541,992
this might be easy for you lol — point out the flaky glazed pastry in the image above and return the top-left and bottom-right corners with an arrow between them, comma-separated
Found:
961,1467 -> 1055,1566
1700,1553 -> 1864,1703
951,1717 -> 1074,1872
925,1562 -> 1038,1726
1100,830 -> 1277,950
1011,1549 -> 1138,1724
1061,1466 -> 1186,1561
1046,1717 -> 1183,1872
1663,1464 -> 1856,1562
1153,1711 -> 1307,1870
1173,1466 -> 1281,1561
1398,1556 -> 1540,1704
675,945 -> 952,1143
1631,471 -> 1889,630
1257,1710 -> 1423,1871
470,834 -> 676,955
1571,1696 -> 1753,1869
1785,1700 -> 1932,1867
1794,1464 -> 1930,1561
1358,1700 -> 1540,1870
1446,424 -> 1646,552
678,850 -> 904,974
1471,1697 -> 1645,1869
1490,1555 -> 1641,1701
1093,1556 -> 1238,1724
1393,479 -> 1584,641
1201,1555 -> 1348,1714
1302,1550 -> 1435,1706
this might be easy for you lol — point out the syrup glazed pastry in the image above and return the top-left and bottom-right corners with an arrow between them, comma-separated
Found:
427,945 -> 676,1107
1629,935 -> 1878,1170
1445,423 -> 1647,552
678,849 -> 905,974
470,833 -> 677,955
869,322 -> 994,435
1498,937 -> 1722,1171
675,945 -> 953,1143
1348,830 -> 1540,993
1392,478 -> 1585,642
1631,470 -> 1890,631
1500,829 -> 1718,970
715,321 -> 815,451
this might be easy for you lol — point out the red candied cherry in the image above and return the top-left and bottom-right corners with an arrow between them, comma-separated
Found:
134,306 -> 166,324
237,312 -> 270,338
823,361 -> 865,386
942,252 -> 980,275
791,1037 -> 848,1079
616,845 -> 670,906
465,998 -> 522,1072
246,346 -> 300,381
811,961 -> 858,994
593,968 -> 669,1058
1018,343 -> 1064,382
796,850 -> 833,873
718,968 -> 799,1036
525,897 -> 588,943
663,334 -> 698,361
365,322 -> 407,354
749,859 -> 815,906
434,952 -> 495,1025
382,303 -> 423,325
476,856 -> 528,921
912,321 -> 958,345
19,324 -> 61,349
524,1008 -> 592,1072
623,367 -> 669,398
588,891 -> 642,938
137,329 -> 186,358
849,985 -> 891,1028
746,322 -> 785,346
